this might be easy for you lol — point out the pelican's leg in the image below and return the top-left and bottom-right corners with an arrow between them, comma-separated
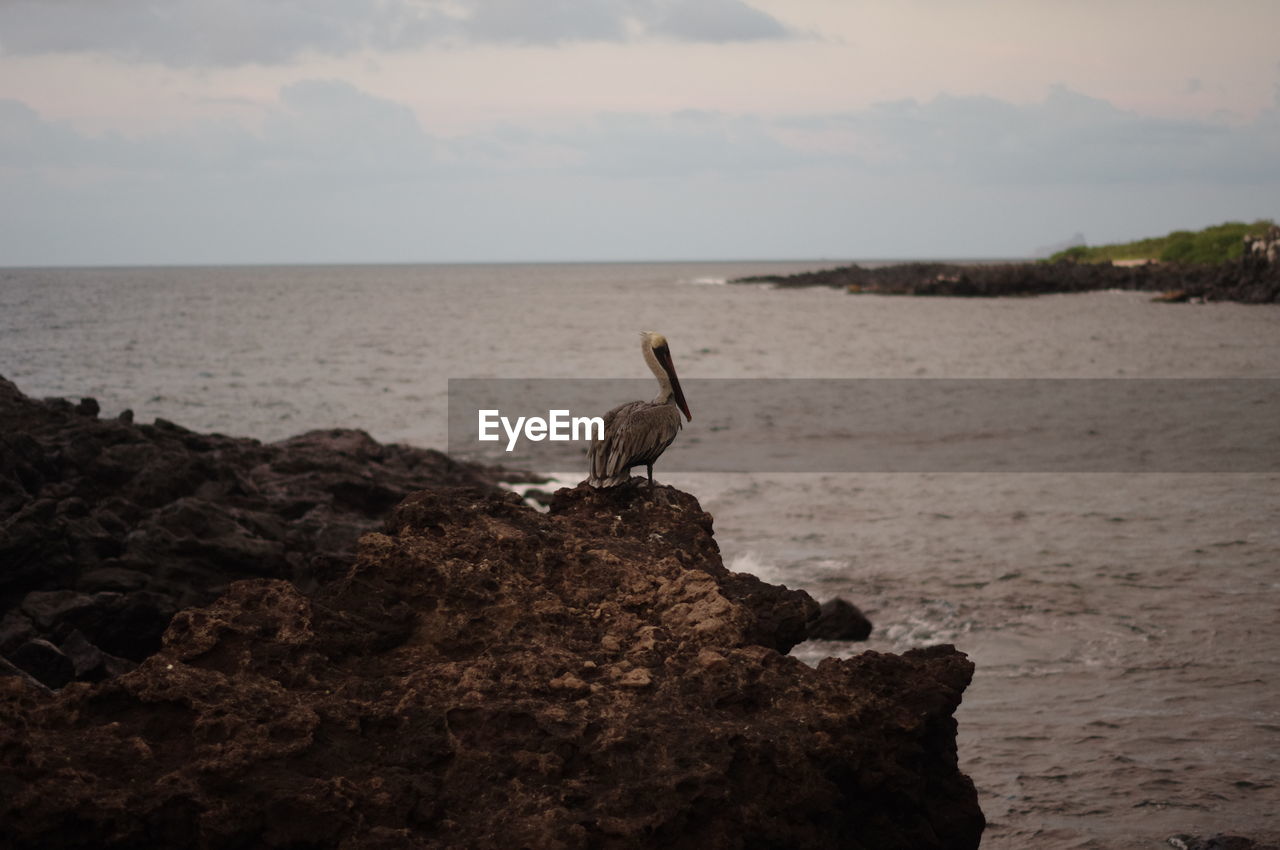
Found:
647,464 -> 654,487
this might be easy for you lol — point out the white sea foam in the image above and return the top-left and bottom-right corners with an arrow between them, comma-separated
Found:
500,471 -> 578,512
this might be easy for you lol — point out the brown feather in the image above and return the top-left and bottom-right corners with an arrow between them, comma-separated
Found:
587,399 -> 684,487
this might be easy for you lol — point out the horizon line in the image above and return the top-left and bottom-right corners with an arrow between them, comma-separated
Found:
0,255 -> 1032,271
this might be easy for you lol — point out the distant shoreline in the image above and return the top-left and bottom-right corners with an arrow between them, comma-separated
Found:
732,258 -> 1280,304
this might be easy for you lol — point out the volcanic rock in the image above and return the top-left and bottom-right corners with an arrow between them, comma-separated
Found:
1170,835 -> 1280,850
0,482 -> 984,849
0,611 -> 34,653
58,629 -> 136,682
0,374 -> 985,846
734,254 -> 1280,303
0,374 -> 527,684
807,597 -> 874,641
7,638 -> 73,689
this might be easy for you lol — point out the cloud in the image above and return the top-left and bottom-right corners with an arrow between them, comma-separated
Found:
0,0 -> 797,66
1,83 -> 1277,264
262,80 -> 434,175
0,98 -> 79,165
647,0 -> 792,42
455,0 -> 634,43
1,80 -> 432,177
784,86 -> 1280,185
5,83 -> 1277,189
459,0 -> 791,44
0,0 -> 403,66
0,81 -> 448,264
515,110 -> 802,178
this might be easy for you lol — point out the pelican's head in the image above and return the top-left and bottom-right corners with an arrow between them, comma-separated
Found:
641,331 -> 668,350
640,330 -> 690,421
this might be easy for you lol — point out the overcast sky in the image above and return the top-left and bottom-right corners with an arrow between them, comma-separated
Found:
2,0 -> 1277,265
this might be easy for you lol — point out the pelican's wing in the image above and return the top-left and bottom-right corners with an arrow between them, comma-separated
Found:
588,401 -> 682,487
587,400 -> 644,486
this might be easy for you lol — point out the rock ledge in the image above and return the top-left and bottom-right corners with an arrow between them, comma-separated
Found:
1,482 -> 983,849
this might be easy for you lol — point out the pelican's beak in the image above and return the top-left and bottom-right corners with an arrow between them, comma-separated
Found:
656,346 -> 692,421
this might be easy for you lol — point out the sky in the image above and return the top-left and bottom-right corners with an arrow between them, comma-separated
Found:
1,0 -> 1278,265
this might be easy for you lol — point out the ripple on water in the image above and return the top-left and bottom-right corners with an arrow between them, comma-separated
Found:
3,265 -> 1280,849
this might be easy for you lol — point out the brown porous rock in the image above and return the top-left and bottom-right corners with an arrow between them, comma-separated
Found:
0,481 -> 984,849
0,374 -> 528,686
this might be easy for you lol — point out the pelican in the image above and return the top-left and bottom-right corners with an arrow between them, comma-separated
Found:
587,331 -> 692,488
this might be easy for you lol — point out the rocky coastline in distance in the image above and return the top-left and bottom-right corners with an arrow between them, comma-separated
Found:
0,374 -> 985,849
733,225 -> 1280,303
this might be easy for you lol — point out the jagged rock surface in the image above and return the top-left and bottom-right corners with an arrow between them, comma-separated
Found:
0,375 -> 518,686
0,482 -> 984,850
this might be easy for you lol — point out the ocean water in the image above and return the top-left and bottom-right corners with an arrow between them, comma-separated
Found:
2,262 -> 1279,848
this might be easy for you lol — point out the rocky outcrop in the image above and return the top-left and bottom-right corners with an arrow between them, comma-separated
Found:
0,482 -> 983,849
1169,836 -> 1280,850
735,253 -> 1280,304
807,597 -> 874,641
1,374 -> 985,847
0,375 -> 521,687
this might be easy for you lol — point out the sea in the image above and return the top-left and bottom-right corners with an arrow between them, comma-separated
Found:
2,262 -> 1278,849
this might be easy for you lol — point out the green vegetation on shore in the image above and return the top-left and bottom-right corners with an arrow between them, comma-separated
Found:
1051,219 -> 1274,265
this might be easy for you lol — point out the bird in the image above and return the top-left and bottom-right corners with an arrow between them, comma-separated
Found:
587,331 -> 692,488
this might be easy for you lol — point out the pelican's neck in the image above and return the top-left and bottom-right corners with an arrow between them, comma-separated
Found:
642,340 -> 674,404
